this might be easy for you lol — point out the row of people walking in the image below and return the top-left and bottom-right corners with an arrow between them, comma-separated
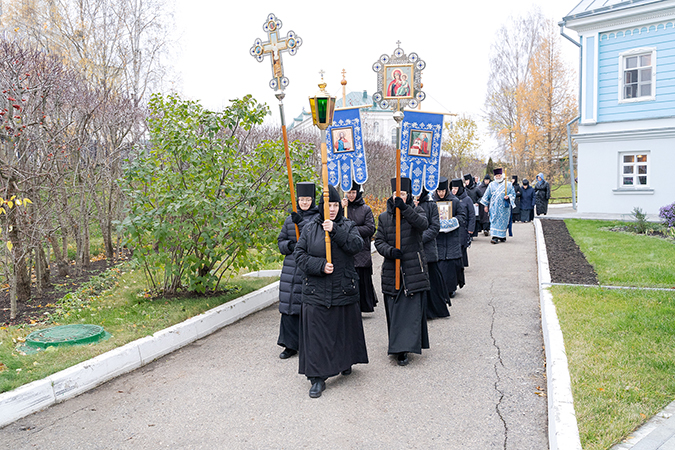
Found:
466,171 -> 550,243
276,174 -> 480,398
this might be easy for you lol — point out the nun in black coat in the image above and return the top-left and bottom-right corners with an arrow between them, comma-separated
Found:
375,177 -> 430,366
415,188 -> 450,319
295,185 -> 368,398
434,177 -> 466,297
452,178 -> 476,268
342,182 -> 378,312
276,182 -> 319,359
477,174 -> 492,235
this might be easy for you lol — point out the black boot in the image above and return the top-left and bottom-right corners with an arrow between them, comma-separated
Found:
397,352 -> 409,366
309,378 -> 326,398
279,348 -> 297,359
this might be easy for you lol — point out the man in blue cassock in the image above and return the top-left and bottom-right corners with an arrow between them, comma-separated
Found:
479,168 -> 516,244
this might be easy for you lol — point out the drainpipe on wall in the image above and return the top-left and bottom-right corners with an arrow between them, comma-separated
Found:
566,116 -> 580,210
560,22 -> 582,210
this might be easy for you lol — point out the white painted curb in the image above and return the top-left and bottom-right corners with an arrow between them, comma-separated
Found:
534,219 -> 582,450
0,280 -> 280,428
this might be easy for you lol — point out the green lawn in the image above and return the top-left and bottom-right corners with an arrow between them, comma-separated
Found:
565,219 -> 675,287
552,219 -> 675,449
550,182 -> 577,204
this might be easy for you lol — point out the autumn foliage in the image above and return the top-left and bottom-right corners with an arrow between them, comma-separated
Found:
485,12 -> 578,184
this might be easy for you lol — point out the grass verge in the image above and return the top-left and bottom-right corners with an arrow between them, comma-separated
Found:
552,285 -> 675,450
551,219 -> 675,448
0,264 -> 278,394
565,219 -> 675,288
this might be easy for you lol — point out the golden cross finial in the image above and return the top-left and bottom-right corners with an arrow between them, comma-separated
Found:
319,69 -> 325,80
396,40 -> 402,48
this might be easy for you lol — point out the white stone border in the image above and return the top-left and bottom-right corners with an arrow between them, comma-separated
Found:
534,219 -> 583,450
0,281 -> 280,428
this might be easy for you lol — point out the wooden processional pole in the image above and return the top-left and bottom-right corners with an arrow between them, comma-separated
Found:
320,129 -> 332,264
277,91 -> 300,240
394,107 -> 404,290
249,13 -> 303,240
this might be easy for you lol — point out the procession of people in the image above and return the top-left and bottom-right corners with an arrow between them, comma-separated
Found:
276,168 -> 546,398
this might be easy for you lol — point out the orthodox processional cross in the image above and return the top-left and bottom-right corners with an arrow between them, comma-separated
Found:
249,13 -> 302,239
250,13 -> 302,91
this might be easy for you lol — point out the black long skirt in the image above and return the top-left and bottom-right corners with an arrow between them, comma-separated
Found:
384,290 -> 429,355
426,262 -> 450,318
437,258 -> 465,294
357,266 -> 378,312
277,313 -> 300,351
298,302 -> 368,379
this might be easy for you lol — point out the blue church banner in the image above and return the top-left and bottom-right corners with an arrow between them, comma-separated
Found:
325,107 -> 368,191
400,110 -> 444,196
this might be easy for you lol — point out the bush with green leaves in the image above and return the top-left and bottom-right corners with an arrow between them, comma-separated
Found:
628,206 -> 649,234
120,94 -> 317,295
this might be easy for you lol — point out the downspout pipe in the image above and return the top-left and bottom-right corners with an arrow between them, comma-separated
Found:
560,21 -> 581,210
566,116 -> 580,210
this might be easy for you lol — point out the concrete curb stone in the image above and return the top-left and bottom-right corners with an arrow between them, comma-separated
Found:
534,218 -> 583,450
0,280 -> 280,428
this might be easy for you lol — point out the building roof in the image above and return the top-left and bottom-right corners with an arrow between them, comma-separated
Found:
564,0 -> 667,21
335,91 -> 387,112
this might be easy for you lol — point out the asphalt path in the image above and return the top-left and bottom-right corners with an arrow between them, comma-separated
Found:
2,222 -> 547,449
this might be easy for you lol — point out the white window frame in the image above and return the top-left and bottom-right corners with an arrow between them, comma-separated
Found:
618,47 -> 656,104
618,151 -> 650,189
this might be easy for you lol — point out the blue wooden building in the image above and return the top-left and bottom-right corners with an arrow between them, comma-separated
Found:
562,0 -> 675,215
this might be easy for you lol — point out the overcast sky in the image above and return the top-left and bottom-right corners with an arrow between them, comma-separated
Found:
171,0 -> 581,155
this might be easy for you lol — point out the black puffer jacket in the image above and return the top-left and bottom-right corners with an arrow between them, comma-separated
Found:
512,181 -> 522,215
477,180 -> 490,225
457,188 -> 475,245
345,196 -> 376,268
416,191 -> 440,263
295,215 -> 363,308
465,178 -> 481,204
277,206 -> 319,315
375,197 -> 430,296
433,191 -> 464,260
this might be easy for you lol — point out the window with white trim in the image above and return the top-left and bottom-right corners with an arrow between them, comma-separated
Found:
391,128 -> 397,145
620,48 -> 655,102
620,152 -> 649,187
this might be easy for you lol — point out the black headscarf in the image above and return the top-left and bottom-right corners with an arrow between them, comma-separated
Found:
348,181 -> 363,204
451,178 -> 465,197
296,182 -> 316,210
318,185 -> 344,221
390,177 -> 413,206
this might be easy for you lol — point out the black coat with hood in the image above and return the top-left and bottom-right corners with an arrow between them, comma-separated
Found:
511,179 -> 523,215
465,177 -> 481,204
375,196 -> 430,297
416,190 -> 440,263
277,204 -> 320,315
295,190 -> 364,309
433,191 -> 465,260
456,185 -> 476,245
345,193 -> 376,268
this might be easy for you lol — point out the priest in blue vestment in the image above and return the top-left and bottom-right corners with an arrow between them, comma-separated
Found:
479,168 -> 516,244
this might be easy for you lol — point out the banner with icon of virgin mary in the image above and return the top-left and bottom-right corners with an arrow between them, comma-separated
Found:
325,107 -> 368,191
400,110 -> 444,196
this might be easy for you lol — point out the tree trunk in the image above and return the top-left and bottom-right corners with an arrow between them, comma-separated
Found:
48,235 -> 70,277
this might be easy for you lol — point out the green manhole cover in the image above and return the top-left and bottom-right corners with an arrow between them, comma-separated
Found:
26,324 -> 110,349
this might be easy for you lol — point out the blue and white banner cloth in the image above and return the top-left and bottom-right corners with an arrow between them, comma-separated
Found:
400,111 -> 444,196
325,107 -> 368,191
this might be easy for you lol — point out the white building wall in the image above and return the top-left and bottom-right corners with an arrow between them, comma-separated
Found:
575,118 -> 675,215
